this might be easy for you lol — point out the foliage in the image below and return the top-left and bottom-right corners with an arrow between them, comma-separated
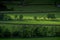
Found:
0,26 -> 3,37
12,31 -> 21,37
19,15 -> 23,21
55,32 -> 60,37
0,13 -> 4,21
2,29 -> 11,38
0,25 -> 60,38
34,16 -> 37,20
47,14 -> 56,20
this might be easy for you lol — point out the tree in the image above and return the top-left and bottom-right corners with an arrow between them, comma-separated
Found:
2,29 -> 11,38
0,2 -> 8,11
55,32 -> 60,37
0,26 -> 3,37
20,15 -> 23,21
3,14 -> 10,21
0,1 -> 14,11
15,15 -> 18,20
20,0 -> 25,6
34,16 -> 37,20
47,13 -> 56,20
0,13 -> 4,21
54,0 -> 57,6
55,26 -> 60,37
12,31 -> 21,37
54,0 -> 60,7
52,0 -> 57,6
42,27 -> 47,37
33,27 -> 42,37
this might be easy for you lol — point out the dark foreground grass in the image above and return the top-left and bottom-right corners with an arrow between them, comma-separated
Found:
0,37 -> 60,40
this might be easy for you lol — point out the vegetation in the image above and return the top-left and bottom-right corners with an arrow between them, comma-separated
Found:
2,29 -> 11,38
0,1 -> 60,40
0,1 -> 14,11
0,24 -> 60,38
0,13 -> 58,21
34,16 -> 37,20
47,13 -> 56,20
0,13 -> 4,21
19,15 -> 23,21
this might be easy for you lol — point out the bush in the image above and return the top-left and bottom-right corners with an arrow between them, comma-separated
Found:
55,32 -> 60,37
2,29 -> 11,38
0,25 -> 60,38
19,15 -> 23,21
0,3 -> 14,11
47,13 -> 56,20
0,26 -> 3,33
0,13 -> 4,21
34,16 -> 37,20
0,26 -> 3,37
12,31 -> 20,37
